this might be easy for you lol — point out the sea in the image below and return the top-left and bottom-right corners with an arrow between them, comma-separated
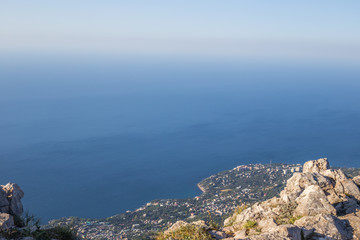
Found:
1,55 -> 360,222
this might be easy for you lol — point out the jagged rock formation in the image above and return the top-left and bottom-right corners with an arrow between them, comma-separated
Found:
164,158 -> 360,240
0,183 -> 24,230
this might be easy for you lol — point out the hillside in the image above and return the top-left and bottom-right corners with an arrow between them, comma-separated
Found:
49,160 -> 360,239
160,158 -> 360,240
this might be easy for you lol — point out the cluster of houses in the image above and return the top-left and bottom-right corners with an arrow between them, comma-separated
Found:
56,163 -> 303,239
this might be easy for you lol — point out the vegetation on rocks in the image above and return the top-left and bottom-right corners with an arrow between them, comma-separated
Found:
275,201 -> 298,225
0,183 -> 79,240
224,204 -> 249,227
0,226 -> 78,240
155,224 -> 213,240
162,158 -> 360,240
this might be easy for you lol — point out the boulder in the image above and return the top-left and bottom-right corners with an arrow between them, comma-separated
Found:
0,189 -> 9,213
294,185 -> 336,216
164,220 -> 188,234
353,176 -> 360,186
273,225 -> 304,240
1,183 -> 24,216
191,220 -> 208,229
246,225 -> 304,240
233,229 -> 246,239
209,230 -> 228,239
341,213 -> 360,239
0,213 -> 14,229
321,169 -> 360,200
257,218 -> 277,232
303,158 -> 330,173
334,197 -> 360,216
295,214 -> 352,240
280,172 -> 334,202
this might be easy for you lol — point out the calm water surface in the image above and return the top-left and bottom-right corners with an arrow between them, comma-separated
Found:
0,56 -> 359,221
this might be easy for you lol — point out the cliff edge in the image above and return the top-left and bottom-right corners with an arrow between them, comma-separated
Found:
0,183 -> 24,230
162,158 -> 360,240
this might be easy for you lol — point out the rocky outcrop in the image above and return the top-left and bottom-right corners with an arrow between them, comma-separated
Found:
164,158 -> 360,240
302,158 -> 330,173
0,183 -> 24,230
0,213 -> 14,229
293,185 -> 336,216
353,176 -> 360,186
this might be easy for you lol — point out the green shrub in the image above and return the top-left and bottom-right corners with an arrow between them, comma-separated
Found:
289,216 -> 302,224
224,204 -> 249,227
243,220 -> 257,230
156,225 -> 212,240
34,226 -> 79,240
275,202 -> 299,225
0,212 -> 78,240
207,211 -> 219,230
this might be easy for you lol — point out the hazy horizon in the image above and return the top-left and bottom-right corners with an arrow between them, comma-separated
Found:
1,1 -> 360,62
1,1 -> 360,222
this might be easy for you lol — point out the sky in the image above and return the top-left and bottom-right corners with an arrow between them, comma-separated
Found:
1,1 -> 360,61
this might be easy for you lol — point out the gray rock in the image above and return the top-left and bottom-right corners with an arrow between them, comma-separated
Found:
280,172 -> 334,203
353,176 -> 360,186
164,220 -> 188,234
209,230 -> 228,239
303,158 -> 330,173
334,197 -> 360,215
294,185 -> 336,216
191,220 -> 206,227
0,188 -> 9,209
233,229 -> 247,239
0,213 -> 14,229
295,214 -> 352,240
257,218 -> 277,232
162,158 -> 360,240
341,213 -> 360,239
1,183 -> 24,216
274,225 -> 304,240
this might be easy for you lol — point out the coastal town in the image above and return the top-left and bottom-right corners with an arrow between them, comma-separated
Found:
49,163 -> 303,239
49,163 -> 360,239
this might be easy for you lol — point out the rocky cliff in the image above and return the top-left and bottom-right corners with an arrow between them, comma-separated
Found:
0,183 -> 24,230
162,158 -> 360,240
0,183 -> 77,240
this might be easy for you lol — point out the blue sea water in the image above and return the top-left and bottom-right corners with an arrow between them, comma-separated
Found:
0,55 -> 360,222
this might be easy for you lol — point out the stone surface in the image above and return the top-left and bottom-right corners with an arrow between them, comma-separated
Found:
191,220 -> 208,229
0,213 -> 14,229
280,172 -> 334,203
164,220 -> 188,234
233,229 -> 246,239
294,185 -> 336,216
0,189 -> 9,208
223,158 -> 360,240
1,183 -> 24,216
209,230 -> 228,239
353,176 -> 360,186
341,213 -> 360,239
295,214 -> 352,240
0,182 -> 24,230
303,158 -> 330,173
162,158 -> 360,240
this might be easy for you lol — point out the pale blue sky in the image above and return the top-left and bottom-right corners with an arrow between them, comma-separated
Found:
1,1 -> 360,61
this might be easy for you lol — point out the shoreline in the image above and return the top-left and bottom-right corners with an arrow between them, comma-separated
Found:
197,183 -> 206,193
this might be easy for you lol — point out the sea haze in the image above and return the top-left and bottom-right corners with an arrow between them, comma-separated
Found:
1,56 -> 360,221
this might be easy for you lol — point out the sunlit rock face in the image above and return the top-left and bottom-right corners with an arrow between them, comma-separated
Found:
0,183 -> 24,230
165,158 -> 360,240
220,158 -> 360,240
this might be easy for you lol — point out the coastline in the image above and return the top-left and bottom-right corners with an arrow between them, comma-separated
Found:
197,182 -> 206,193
